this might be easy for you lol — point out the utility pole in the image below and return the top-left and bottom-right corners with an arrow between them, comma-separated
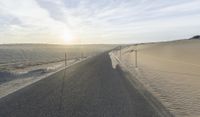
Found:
80,39 -> 84,59
135,45 -> 138,68
65,52 -> 67,66
81,50 -> 84,59
120,46 -> 122,60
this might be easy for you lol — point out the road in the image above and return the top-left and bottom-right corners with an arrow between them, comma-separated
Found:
0,53 -> 160,117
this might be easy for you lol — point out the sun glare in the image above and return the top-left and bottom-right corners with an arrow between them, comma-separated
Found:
63,32 -> 74,44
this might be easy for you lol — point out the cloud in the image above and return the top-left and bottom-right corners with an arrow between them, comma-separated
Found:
0,0 -> 200,44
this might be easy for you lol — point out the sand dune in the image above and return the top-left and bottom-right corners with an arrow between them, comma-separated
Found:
111,39 -> 200,117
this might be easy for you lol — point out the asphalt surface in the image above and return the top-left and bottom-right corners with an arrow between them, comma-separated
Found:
0,53 -> 160,117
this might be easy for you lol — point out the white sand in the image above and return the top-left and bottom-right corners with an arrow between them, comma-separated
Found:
110,39 -> 200,117
0,58 -> 85,99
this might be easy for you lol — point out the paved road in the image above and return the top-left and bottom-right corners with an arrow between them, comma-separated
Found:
0,53 -> 160,117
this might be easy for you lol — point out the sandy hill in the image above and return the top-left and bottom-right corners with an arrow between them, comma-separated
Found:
112,37 -> 200,117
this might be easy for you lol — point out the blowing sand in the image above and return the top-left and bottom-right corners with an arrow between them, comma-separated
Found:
111,39 -> 200,117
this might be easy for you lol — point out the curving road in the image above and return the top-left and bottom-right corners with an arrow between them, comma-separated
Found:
0,53 -> 160,117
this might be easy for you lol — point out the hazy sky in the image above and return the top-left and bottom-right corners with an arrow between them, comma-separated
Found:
0,0 -> 200,44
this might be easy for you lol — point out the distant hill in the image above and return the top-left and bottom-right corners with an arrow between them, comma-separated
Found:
189,35 -> 200,40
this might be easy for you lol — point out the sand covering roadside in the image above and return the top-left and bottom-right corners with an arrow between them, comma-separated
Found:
0,59 -> 85,99
110,39 -> 200,117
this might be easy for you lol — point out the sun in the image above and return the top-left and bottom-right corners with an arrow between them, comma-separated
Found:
63,32 -> 74,44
